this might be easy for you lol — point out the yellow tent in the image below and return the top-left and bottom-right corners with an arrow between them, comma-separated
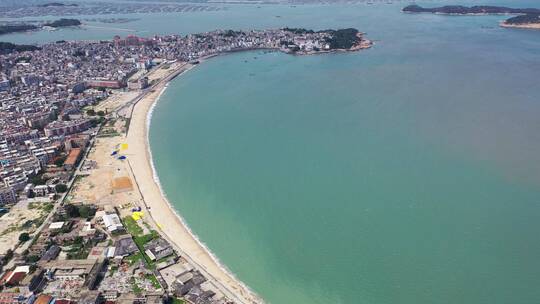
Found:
131,211 -> 144,221
120,143 -> 129,151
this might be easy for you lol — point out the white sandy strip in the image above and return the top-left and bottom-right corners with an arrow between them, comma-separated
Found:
126,63 -> 261,304
500,21 -> 540,29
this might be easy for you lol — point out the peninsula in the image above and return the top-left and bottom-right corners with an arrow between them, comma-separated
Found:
501,14 -> 540,29
0,24 -> 40,36
0,18 -> 82,36
403,5 -> 540,30
0,41 -> 40,54
0,28 -> 371,304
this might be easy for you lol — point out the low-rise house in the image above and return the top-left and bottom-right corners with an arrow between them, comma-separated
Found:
113,236 -> 138,258
101,213 -> 124,233
39,245 -> 61,263
20,269 -> 46,293
0,266 -> 30,286
79,222 -> 96,238
43,259 -> 103,289
143,238 -> 173,261
63,148 -> 82,171
0,292 -> 35,304
44,119 -> 91,138
74,290 -> 100,304
33,185 -> 54,197
101,291 -> 118,301
33,294 -> 53,304
48,222 -> 66,231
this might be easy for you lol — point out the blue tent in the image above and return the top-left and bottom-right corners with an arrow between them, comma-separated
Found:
111,151 -> 118,156
118,155 -> 127,160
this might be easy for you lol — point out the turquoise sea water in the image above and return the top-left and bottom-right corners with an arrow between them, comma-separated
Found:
9,1 -> 540,303
148,3 -> 540,304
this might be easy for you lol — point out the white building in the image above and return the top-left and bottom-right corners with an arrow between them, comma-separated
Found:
102,213 -> 123,232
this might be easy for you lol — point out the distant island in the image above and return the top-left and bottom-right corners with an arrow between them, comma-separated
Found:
44,18 -> 82,28
403,5 -> 540,30
501,14 -> 540,29
37,2 -> 78,7
0,18 -> 81,36
402,5 -> 540,15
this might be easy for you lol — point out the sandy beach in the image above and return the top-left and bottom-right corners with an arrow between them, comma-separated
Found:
500,22 -> 540,29
124,62 -> 261,304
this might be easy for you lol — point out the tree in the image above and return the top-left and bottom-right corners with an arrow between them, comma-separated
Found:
97,110 -> 105,117
29,264 -> 37,273
64,204 -> 80,218
55,184 -> 68,193
78,205 -> 95,219
26,255 -> 40,263
18,233 -> 30,243
86,109 -> 96,116
54,156 -> 66,167
2,249 -> 13,264
29,174 -> 47,185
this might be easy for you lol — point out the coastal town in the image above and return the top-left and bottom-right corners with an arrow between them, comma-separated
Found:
0,28 -> 371,304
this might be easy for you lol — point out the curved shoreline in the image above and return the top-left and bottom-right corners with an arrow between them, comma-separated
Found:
146,75 -> 262,302
126,61 -> 262,304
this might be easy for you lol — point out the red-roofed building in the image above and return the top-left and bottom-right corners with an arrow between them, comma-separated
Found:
63,148 -> 82,171
0,267 -> 29,287
33,294 -> 52,304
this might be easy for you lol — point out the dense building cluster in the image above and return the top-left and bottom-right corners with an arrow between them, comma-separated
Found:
0,202 -> 237,304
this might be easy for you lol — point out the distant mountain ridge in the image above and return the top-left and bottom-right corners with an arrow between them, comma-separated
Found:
403,5 -> 540,15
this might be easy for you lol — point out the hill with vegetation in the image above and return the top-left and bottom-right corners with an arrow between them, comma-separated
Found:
403,5 -> 540,15
0,42 -> 40,54
324,28 -> 360,49
504,14 -> 540,25
0,24 -> 39,35
44,18 -> 81,27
